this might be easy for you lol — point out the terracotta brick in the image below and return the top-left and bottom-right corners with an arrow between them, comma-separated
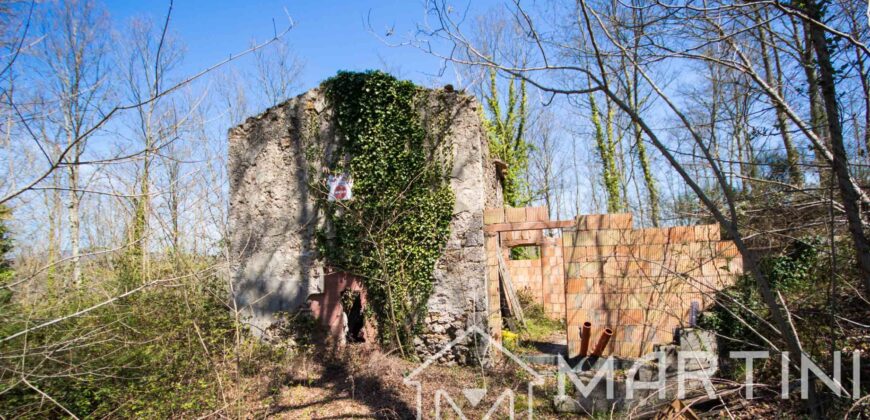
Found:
642,228 -> 668,244
597,245 -> 617,257
608,213 -> 634,229
728,257 -> 744,274
668,226 -> 694,242
519,229 -> 535,242
629,229 -> 645,244
526,206 -> 549,222
607,341 -> 621,355
612,245 -> 632,257
636,244 -> 664,261
483,208 -> 505,225
619,342 -> 642,357
636,261 -> 653,277
698,224 -> 721,241
693,225 -> 713,241
686,243 -> 703,255
623,261 -> 642,275
566,246 -> 587,262
596,229 -> 621,246
584,214 -> 606,230
701,260 -> 720,276
505,207 -> 527,223
694,242 -> 716,259
541,244 -> 556,257
565,279 -> 584,294
716,241 -> 740,257
566,308 -> 588,325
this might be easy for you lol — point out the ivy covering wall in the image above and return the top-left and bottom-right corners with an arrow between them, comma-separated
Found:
316,71 -> 455,354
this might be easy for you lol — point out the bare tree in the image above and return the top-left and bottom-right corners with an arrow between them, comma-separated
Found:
252,39 -> 304,109
118,14 -> 185,283
413,1 -> 870,415
34,0 -> 110,287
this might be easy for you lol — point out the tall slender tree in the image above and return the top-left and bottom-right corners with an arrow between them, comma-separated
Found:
36,0 -> 110,287
482,68 -> 531,207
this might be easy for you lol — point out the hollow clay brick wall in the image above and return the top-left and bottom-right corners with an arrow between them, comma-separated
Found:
563,214 -> 742,358
507,257 -> 544,304
483,208 -> 743,359
502,236 -> 566,320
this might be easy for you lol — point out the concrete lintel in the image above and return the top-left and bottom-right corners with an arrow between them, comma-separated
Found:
483,220 -> 575,233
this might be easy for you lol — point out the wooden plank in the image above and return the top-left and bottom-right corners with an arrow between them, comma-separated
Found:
497,249 -> 526,327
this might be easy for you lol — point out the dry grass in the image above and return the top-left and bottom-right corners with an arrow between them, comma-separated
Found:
231,344 -> 571,419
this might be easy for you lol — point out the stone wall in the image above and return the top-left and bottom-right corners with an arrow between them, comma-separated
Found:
229,84 -> 501,361
228,89 -> 327,336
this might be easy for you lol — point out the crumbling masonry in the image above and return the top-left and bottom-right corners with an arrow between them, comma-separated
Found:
229,85 -> 501,362
229,82 -> 743,362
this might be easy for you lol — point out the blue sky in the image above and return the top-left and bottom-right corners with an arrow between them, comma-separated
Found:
104,0 -> 467,90
94,1 -> 616,223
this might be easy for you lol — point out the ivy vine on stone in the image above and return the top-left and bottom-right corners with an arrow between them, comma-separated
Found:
314,71 -> 455,355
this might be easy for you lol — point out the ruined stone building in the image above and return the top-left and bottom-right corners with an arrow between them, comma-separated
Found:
229,80 -> 743,362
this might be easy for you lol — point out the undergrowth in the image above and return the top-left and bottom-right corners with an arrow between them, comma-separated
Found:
0,255 -> 299,418
699,237 -> 869,415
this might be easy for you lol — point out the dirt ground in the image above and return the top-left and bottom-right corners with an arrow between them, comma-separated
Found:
235,344 -> 571,419
231,343 -> 814,419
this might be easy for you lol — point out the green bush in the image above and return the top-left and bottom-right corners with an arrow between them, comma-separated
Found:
0,258 -> 244,418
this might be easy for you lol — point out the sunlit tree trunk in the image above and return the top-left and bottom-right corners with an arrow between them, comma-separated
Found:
758,15 -> 803,186
589,94 -> 622,212
804,0 -> 870,297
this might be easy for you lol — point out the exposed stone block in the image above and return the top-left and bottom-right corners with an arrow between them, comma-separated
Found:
574,230 -> 597,247
694,224 -> 719,241
596,229 -> 621,246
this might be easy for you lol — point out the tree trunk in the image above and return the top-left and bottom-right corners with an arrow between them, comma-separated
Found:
68,160 -> 81,288
805,0 -> 870,298
589,94 -> 622,212
758,17 -> 803,185
794,17 -> 831,187
628,3 -> 659,226
47,171 -> 62,289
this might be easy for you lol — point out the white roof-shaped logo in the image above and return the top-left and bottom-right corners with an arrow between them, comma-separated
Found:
404,325 -> 545,419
